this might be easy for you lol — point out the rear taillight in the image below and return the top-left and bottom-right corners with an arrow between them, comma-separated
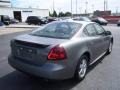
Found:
48,45 -> 67,60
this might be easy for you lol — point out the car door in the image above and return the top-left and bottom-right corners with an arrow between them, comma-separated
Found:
83,24 -> 104,63
93,23 -> 110,53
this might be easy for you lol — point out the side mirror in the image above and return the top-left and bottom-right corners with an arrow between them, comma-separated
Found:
105,31 -> 112,35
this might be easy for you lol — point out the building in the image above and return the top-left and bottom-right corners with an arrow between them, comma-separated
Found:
94,10 -> 111,16
0,0 -> 11,7
0,0 -> 49,22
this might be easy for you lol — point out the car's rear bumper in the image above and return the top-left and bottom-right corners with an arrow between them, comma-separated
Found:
8,55 -> 73,80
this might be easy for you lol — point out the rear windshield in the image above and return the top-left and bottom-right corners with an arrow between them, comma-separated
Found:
98,17 -> 107,22
31,22 -> 82,39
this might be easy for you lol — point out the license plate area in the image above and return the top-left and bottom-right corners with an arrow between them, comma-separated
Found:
16,46 -> 37,60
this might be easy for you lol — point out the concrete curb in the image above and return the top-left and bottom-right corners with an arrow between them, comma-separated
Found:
0,26 -> 5,29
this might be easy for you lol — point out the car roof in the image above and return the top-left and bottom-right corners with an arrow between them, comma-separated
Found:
54,20 -> 95,26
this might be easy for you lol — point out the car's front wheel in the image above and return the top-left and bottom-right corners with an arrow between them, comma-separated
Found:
74,55 -> 88,81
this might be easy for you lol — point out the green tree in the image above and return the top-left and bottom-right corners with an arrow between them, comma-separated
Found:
49,12 -> 52,17
58,12 -> 72,17
58,12 -> 65,17
52,10 -> 57,17
64,12 -> 72,16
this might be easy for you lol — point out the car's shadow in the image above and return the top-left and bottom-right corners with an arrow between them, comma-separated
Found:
0,54 -> 107,90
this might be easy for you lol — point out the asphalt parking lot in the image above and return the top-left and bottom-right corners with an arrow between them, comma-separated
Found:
0,24 -> 120,90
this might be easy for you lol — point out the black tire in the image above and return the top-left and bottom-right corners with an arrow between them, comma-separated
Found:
106,41 -> 113,55
74,55 -> 88,81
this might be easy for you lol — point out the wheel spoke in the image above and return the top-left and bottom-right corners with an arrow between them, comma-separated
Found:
79,59 -> 87,78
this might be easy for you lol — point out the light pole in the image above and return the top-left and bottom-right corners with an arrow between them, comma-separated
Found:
53,0 -> 55,12
104,0 -> 108,11
104,0 -> 106,11
116,7 -> 118,15
76,0 -> 78,15
92,4 -> 94,13
71,0 -> 73,17
79,7 -> 82,15
106,0 -> 108,11
85,1 -> 88,14
58,8 -> 61,17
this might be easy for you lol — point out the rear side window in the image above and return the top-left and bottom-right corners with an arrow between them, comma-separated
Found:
94,24 -> 105,35
85,24 -> 97,36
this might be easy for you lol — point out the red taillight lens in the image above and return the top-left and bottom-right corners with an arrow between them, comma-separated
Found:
48,45 -> 67,60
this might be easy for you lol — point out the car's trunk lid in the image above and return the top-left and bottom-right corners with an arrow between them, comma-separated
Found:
11,34 -> 68,66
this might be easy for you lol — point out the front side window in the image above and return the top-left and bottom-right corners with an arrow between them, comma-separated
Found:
31,22 -> 82,39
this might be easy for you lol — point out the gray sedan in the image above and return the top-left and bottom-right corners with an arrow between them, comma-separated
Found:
8,21 -> 113,81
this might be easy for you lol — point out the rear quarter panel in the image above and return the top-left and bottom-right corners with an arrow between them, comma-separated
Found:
60,38 -> 91,74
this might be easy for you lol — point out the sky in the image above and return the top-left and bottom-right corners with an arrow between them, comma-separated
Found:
11,0 -> 119,14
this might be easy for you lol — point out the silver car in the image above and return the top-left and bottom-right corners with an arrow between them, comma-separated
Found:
8,21 -> 113,81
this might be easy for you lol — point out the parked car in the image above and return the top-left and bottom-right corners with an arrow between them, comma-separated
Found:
8,21 -> 113,81
41,17 -> 48,24
0,15 -> 10,25
117,20 -> 120,26
0,21 -> 4,26
26,16 -> 47,25
46,17 -> 56,23
92,17 -> 108,25
10,17 -> 19,24
73,17 -> 91,22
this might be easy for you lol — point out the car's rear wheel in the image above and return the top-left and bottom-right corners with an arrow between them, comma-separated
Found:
107,42 -> 113,54
74,55 -> 88,81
